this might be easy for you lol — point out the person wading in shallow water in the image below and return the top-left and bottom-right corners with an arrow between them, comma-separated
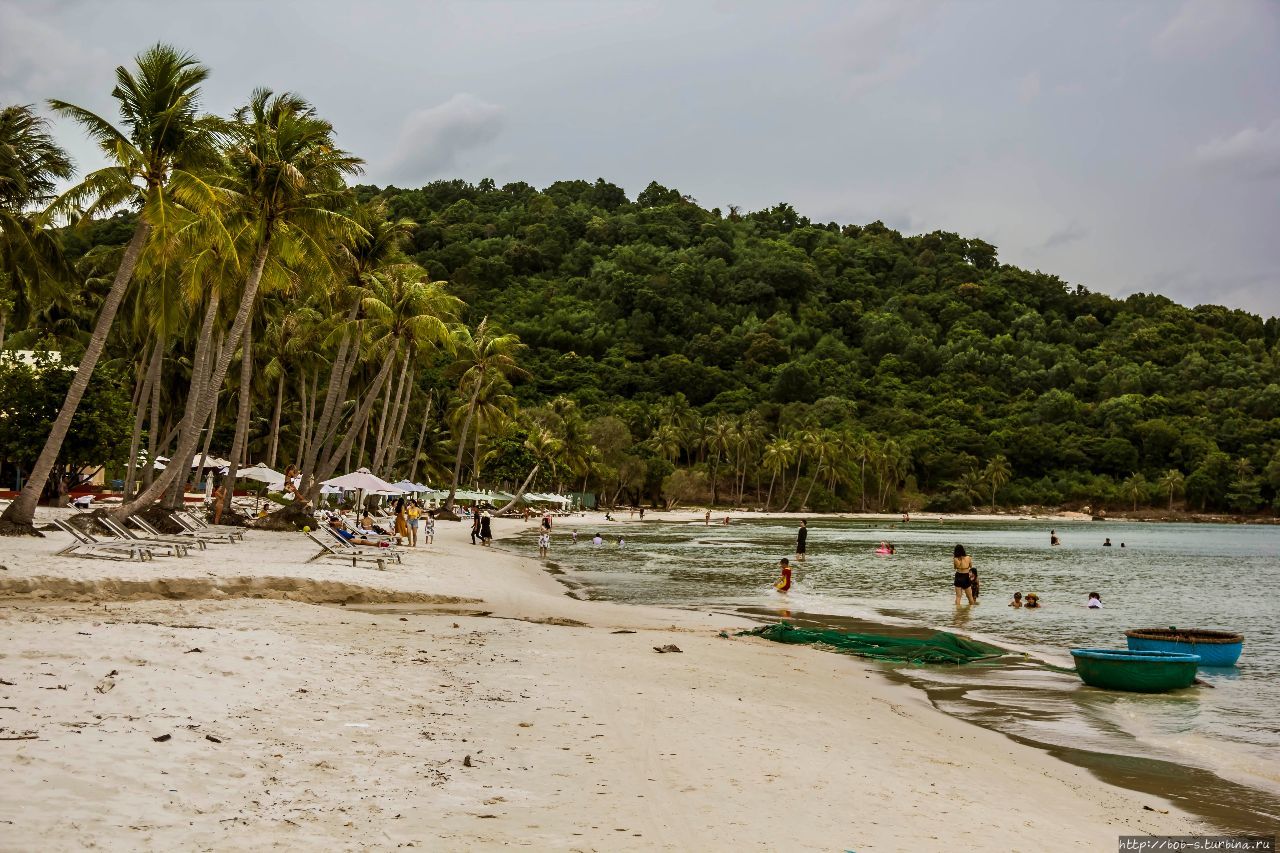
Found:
796,519 -> 808,563
775,557 -> 793,592
953,544 -> 975,606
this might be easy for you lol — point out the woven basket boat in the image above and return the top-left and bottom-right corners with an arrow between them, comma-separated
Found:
1070,648 -> 1201,693
1125,628 -> 1244,667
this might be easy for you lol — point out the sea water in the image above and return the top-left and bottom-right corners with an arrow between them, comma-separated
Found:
523,517 -> 1280,827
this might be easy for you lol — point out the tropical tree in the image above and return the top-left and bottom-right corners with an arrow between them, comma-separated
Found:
2,44 -> 214,531
444,317 -> 526,510
982,454 -> 1011,512
761,437 -> 793,511
1157,469 -> 1184,511
1121,472 -> 1148,511
0,104 -> 74,350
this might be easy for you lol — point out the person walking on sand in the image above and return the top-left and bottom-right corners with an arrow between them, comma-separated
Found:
424,511 -> 435,545
796,519 -> 808,562
538,530 -> 550,558
480,511 -> 493,546
470,513 -> 481,545
953,544 -> 975,605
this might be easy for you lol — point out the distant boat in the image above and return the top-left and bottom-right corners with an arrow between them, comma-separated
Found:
1125,628 -> 1244,667
1070,648 -> 1201,692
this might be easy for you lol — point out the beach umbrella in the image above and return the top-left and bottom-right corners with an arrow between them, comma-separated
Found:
191,454 -> 231,469
390,479 -> 424,493
322,467 -> 399,493
320,484 -> 343,495
238,462 -> 285,485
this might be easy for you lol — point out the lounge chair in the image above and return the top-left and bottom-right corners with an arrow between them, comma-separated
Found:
92,517 -> 191,558
52,518 -> 153,562
323,525 -> 403,563
172,511 -> 245,541
102,516 -> 206,552
305,531 -> 388,570
135,515 -> 227,546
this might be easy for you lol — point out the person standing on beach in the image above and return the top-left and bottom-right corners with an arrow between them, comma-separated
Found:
406,500 -> 421,547
953,544 -> 974,605
470,513 -> 481,545
1050,529 -> 1060,546
480,511 -> 493,546
424,511 -> 435,545
537,530 -> 550,558
796,519 -> 808,562
705,509 -> 711,526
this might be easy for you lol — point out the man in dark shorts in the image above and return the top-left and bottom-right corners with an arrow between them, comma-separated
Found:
796,519 -> 808,562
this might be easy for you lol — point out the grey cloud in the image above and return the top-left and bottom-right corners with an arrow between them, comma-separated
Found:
820,1 -> 941,96
1151,0 -> 1273,58
378,94 -> 505,185
1043,222 -> 1088,249
1194,120 -> 1280,179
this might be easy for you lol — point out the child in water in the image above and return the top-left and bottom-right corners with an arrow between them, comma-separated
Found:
1025,593 -> 1041,609
1009,592 -> 1023,608
1087,592 -> 1102,608
775,558 -> 793,593
968,566 -> 980,603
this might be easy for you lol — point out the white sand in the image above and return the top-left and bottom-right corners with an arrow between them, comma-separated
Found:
0,508 -> 1200,850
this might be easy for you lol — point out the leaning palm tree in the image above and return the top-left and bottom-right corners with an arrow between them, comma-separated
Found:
2,45 -> 214,532
115,87 -> 363,519
444,317 -> 526,510
0,104 -> 75,350
761,437 -> 794,511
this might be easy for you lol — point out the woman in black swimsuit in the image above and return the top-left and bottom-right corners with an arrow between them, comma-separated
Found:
953,544 -> 974,606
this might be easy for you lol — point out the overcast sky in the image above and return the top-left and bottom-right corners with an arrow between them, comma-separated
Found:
3,0 -> 1278,317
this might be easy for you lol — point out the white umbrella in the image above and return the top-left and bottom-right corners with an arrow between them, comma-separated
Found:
238,462 -> 285,484
320,484 -> 343,495
322,467 -> 399,493
390,480 -> 424,493
191,454 -> 231,469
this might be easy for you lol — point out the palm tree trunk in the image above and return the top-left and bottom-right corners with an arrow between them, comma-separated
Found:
296,372 -> 310,467
385,356 -> 416,475
113,237 -> 270,520
781,453 -> 805,512
860,454 -> 867,512
493,464 -> 539,516
356,413 -> 369,469
2,221 -> 151,530
374,351 -> 409,473
765,469 -> 777,511
370,355 -> 397,472
446,373 -> 484,510
267,370 -> 284,469
222,324 -> 254,517
301,303 -> 360,480
407,394 -> 433,484
309,355 -> 398,494
142,352 -> 163,490
124,339 -> 161,500
800,469 -> 819,511
710,456 -> 719,506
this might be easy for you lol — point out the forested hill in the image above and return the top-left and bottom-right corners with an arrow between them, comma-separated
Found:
356,178 -> 1280,513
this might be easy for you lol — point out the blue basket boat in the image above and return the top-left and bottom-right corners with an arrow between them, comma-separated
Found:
1070,648 -> 1201,692
1125,628 -> 1243,667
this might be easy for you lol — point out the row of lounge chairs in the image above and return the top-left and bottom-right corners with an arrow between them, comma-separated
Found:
54,510 -> 244,562
306,523 -> 404,571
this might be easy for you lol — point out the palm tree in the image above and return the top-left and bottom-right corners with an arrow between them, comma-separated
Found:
853,433 -> 877,512
707,415 -> 735,506
1158,469 -> 1184,510
117,88 -> 363,518
645,423 -> 682,464
799,430 -> 837,511
761,438 -> 794,511
0,104 -> 74,350
983,454 -> 1012,513
957,467 -> 985,508
1,46 -> 215,530
444,318 -> 526,510
1122,472 -> 1148,512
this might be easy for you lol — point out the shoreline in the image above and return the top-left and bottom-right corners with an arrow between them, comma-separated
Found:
504,511 -> 1280,834
0,507 -> 1207,849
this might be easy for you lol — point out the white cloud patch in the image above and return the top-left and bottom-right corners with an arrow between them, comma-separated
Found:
0,1 -> 112,104
1194,119 -> 1280,179
379,94 -> 505,185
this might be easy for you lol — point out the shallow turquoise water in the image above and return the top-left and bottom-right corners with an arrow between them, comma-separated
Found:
526,518 -> 1280,790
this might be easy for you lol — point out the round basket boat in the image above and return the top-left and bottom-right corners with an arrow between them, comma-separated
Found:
1070,648 -> 1201,693
1125,628 -> 1243,667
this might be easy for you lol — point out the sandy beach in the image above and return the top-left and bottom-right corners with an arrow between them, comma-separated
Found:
0,508 -> 1202,851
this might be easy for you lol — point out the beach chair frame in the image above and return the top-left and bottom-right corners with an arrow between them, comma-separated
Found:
95,517 -> 192,557
52,518 -> 154,562
305,531 -> 388,570
323,525 -> 403,563
172,511 -> 245,541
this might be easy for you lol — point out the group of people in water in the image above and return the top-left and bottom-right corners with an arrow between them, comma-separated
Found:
771,523 -> 1111,610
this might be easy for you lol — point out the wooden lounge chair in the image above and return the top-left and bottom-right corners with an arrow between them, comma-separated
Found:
305,531 -> 388,570
134,516 -> 225,546
172,511 -> 245,541
52,518 -> 153,562
102,516 -> 205,552
323,525 -> 403,563
92,517 -> 191,558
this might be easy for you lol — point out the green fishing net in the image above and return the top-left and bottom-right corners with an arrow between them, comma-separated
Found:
739,622 -> 1007,665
